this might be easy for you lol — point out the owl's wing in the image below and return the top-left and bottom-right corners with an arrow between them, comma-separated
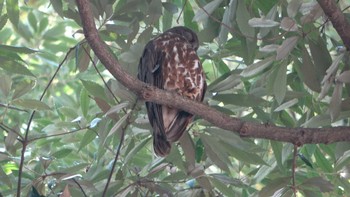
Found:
137,42 -> 171,156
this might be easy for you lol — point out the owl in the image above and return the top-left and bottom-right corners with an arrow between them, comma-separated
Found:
138,26 -> 206,156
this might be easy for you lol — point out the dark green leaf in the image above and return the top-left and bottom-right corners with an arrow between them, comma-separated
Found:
0,14 -> 8,31
298,153 -> 313,168
301,177 -> 334,193
51,148 -> 73,159
273,63 -> 287,104
6,0 -> 19,27
78,130 -> 97,151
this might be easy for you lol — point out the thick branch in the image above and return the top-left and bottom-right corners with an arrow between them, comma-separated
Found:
75,0 -> 350,145
317,0 -> 350,50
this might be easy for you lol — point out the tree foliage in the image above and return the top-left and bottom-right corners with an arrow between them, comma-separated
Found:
0,0 -> 350,196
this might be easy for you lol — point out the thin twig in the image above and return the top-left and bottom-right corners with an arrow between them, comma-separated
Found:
292,145 -> 298,196
73,178 -> 88,197
81,45 -> 127,114
16,47 -> 75,197
176,0 -> 187,24
0,103 -> 28,113
0,123 -> 24,141
28,126 -> 90,142
102,100 -> 138,196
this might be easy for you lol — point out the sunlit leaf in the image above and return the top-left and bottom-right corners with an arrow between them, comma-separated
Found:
89,118 -> 102,128
241,56 -> 274,77
276,36 -> 299,60
248,18 -> 279,27
193,0 -> 223,22
274,98 -> 298,111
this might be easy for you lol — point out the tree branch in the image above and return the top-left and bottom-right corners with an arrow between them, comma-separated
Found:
317,0 -> 350,50
75,0 -> 350,146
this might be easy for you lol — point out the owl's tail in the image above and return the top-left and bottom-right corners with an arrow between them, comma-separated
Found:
166,111 -> 193,142
153,131 -> 171,157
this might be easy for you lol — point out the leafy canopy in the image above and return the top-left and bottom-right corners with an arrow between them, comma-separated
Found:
0,0 -> 349,196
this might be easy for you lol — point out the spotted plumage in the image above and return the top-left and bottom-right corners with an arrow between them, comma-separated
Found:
138,26 -> 206,156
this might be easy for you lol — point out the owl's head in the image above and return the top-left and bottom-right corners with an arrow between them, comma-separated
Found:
165,26 -> 199,51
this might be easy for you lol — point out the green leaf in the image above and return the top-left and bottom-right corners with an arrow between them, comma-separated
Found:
28,12 -> 37,32
6,0 -> 19,28
193,0 -> 223,22
0,74 -> 11,97
271,141 -> 283,168
81,80 -> 107,101
276,36 -> 298,60
241,56 -> 274,77
200,133 -> 230,172
51,148 -> 73,159
38,17 -> 48,33
106,113 -> 128,139
104,102 -> 128,117
12,99 -> 51,111
213,93 -> 267,107
298,153 -> 313,168
124,137 -> 151,165
337,70 -> 350,83
78,130 -> 97,151
195,139 -> 204,163
0,14 -> 8,31
105,24 -> 132,35
314,148 -> 332,173
259,177 -> 291,196
162,2 -> 178,14
335,150 -> 350,171
80,88 -> 90,117
287,0 -> 302,17
12,80 -> 35,99
274,98 -> 298,111
273,63 -> 287,104
301,177 -> 334,193
329,83 -> 342,121
248,17 -> 279,27
0,61 -> 36,77
236,0 -> 255,39
75,44 -> 91,73
297,47 -> 321,92
50,0 -> 64,18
